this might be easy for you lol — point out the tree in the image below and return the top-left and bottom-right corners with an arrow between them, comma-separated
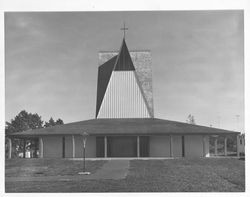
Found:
56,118 -> 64,125
6,110 -> 65,158
186,114 -> 196,125
44,117 -> 55,127
5,110 -> 43,158
5,110 -> 43,134
44,117 -> 64,127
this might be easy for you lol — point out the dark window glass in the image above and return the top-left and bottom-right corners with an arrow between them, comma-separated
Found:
140,136 -> 149,157
107,136 -> 137,157
62,136 -> 65,158
96,136 -> 104,157
182,136 -> 185,157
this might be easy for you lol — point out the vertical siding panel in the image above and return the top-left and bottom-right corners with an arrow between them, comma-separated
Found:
97,71 -> 150,119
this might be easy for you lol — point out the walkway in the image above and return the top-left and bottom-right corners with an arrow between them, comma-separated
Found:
5,160 -> 130,182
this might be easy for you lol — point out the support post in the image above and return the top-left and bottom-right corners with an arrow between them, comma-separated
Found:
104,136 -> 107,158
137,136 -> 140,158
237,135 -> 240,157
23,139 -> 26,158
72,135 -> 75,158
224,137 -> 227,156
170,135 -> 173,157
203,135 -> 206,157
39,137 -> 43,158
214,138 -> 218,156
7,138 -> 12,159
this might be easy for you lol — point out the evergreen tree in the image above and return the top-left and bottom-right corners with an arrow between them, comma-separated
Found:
186,114 -> 196,125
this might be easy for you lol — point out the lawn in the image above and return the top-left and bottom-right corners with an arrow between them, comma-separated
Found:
5,158 -> 245,192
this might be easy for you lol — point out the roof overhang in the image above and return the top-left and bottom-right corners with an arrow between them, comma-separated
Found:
6,118 -> 240,138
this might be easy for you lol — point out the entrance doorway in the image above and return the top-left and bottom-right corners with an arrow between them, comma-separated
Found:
107,136 -> 137,157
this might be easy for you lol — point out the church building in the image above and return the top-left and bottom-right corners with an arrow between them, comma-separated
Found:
7,34 -> 240,159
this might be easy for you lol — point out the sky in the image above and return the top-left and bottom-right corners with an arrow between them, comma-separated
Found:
5,11 -> 244,131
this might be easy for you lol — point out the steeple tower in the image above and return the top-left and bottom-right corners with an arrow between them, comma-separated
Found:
96,36 -> 153,119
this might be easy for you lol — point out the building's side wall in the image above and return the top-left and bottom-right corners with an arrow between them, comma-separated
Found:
43,136 -> 63,158
75,135 -> 82,158
184,135 -> 203,157
149,136 -> 170,157
65,136 -> 73,158
85,136 -> 96,158
74,135 -> 96,158
173,135 -> 182,157
42,135 -> 96,158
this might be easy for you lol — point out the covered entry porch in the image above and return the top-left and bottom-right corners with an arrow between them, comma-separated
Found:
94,134 -> 239,158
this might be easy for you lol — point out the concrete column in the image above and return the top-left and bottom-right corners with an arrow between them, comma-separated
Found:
7,138 -> 12,159
237,135 -> 240,157
23,139 -> 26,158
137,136 -> 140,158
202,135 -> 206,157
214,138 -> 218,156
104,136 -> 107,158
170,135 -> 173,157
39,137 -> 43,158
224,137 -> 227,156
72,135 -> 75,158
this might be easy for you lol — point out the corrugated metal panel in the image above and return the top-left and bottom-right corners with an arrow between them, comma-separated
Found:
97,71 -> 150,118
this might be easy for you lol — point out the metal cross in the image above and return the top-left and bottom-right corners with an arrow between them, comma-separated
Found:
120,22 -> 128,39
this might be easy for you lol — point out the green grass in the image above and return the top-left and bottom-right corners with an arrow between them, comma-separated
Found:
5,158 -> 106,177
5,158 -> 245,192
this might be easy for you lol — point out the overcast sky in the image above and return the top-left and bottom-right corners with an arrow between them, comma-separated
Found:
5,11 -> 244,131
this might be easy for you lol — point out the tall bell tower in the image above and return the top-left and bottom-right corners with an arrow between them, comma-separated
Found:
96,28 -> 154,118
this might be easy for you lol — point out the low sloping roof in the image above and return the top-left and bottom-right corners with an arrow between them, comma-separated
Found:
8,118 -> 239,137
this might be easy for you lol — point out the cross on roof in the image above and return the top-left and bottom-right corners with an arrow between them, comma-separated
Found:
120,22 -> 128,39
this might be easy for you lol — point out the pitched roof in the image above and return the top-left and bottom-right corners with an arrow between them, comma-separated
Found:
8,118 -> 239,137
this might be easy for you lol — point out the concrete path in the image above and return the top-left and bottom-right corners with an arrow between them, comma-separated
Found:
5,160 -> 130,182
